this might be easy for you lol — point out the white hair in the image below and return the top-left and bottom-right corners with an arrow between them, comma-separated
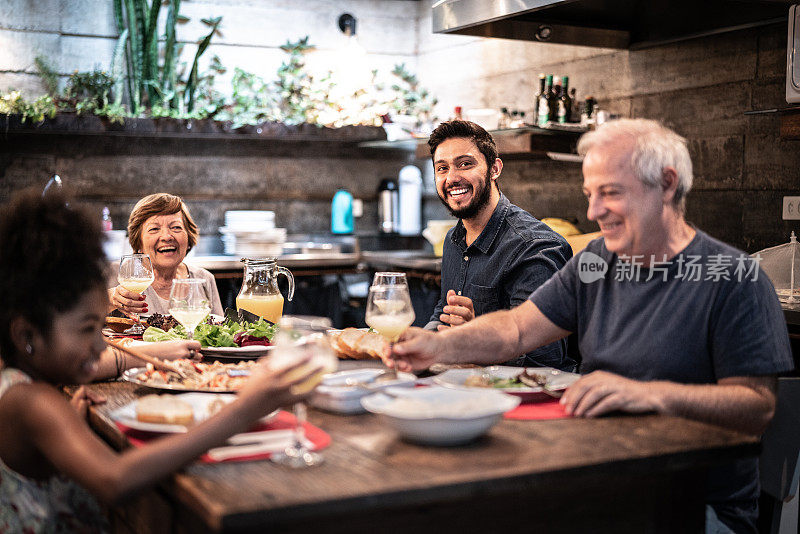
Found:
577,119 -> 693,211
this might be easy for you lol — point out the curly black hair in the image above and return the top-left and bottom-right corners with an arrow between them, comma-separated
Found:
427,120 -> 499,167
0,188 -> 106,365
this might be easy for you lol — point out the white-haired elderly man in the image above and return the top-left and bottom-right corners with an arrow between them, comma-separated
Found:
389,119 -> 793,532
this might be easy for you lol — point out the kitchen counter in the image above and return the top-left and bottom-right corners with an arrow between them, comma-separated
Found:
360,250 -> 441,272
186,252 -> 361,271
185,250 -> 441,274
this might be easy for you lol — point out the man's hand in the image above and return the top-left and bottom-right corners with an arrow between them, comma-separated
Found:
437,290 -> 475,331
390,327 -> 444,372
70,386 -> 107,419
560,371 -> 662,418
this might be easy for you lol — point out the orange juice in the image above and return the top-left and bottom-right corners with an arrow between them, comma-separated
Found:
236,294 -> 284,323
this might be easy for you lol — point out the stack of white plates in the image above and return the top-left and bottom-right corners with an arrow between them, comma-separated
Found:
224,211 -> 275,231
219,210 -> 285,256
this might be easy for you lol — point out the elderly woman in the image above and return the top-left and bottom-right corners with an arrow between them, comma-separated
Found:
108,193 -> 223,317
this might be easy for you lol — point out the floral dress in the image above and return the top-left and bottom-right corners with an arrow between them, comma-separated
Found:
0,368 -> 109,533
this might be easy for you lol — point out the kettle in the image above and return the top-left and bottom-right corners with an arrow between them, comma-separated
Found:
377,178 -> 399,233
397,165 -> 422,236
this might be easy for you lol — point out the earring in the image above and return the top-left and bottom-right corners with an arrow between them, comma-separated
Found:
25,343 -> 33,355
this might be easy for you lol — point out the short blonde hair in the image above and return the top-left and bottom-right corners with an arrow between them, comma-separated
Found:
127,193 -> 198,252
577,119 -> 693,212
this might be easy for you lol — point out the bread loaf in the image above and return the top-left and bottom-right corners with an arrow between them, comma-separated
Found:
136,394 -> 194,425
330,328 -> 388,360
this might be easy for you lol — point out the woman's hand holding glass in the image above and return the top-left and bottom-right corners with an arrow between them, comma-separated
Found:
116,253 -> 154,330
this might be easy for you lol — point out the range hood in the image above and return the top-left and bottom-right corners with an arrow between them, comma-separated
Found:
432,0 -> 793,49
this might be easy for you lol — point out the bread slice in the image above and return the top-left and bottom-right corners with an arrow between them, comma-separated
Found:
336,328 -> 368,359
357,331 -> 389,360
136,394 -> 194,426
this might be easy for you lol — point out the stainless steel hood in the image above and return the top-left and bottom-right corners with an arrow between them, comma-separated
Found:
432,0 -> 793,49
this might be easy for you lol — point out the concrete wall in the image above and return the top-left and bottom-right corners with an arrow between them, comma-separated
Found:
0,0 -> 419,99
416,0 -> 800,252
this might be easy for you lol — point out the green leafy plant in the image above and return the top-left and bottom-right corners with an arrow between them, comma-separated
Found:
0,91 -> 57,124
34,56 -> 60,98
389,63 -> 438,123
112,0 -> 222,115
66,70 -> 114,109
274,36 -> 328,125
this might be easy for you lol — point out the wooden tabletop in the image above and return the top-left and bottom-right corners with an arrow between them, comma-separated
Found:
79,378 -> 759,533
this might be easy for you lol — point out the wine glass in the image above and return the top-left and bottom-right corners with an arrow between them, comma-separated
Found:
270,316 -> 338,468
364,282 -> 415,374
372,272 -> 408,286
118,253 -> 155,333
168,279 -> 211,340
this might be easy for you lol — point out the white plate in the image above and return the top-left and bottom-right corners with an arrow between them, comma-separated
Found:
361,386 -> 520,446
109,392 -> 278,433
121,367 -> 245,393
433,366 -> 579,402
312,368 -> 417,414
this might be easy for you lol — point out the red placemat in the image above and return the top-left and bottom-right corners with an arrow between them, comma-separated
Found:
115,410 -> 331,463
504,399 -> 570,420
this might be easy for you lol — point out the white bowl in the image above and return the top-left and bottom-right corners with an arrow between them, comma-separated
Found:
361,386 -> 520,446
311,369 -> 417,414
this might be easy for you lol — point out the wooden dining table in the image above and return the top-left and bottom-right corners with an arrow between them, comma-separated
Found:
75,373 -> 759,534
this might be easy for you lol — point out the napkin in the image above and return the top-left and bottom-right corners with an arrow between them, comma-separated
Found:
504,399 -> 570,420
207,430 -> 314,462
118,410 -> 331,463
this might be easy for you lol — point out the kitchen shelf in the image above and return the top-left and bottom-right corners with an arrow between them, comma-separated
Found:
0,113 -> 387,144
360,125 -> 585,160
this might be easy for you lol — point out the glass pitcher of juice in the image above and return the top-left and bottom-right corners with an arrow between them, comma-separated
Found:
236,258 -> 295,323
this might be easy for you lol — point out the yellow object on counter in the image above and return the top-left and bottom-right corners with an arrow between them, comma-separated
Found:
565,231 -> 603,254
422,219 -> 457,257
541,218 -> 582,237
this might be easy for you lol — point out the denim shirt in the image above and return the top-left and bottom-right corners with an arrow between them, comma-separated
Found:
426,193 -> 575,370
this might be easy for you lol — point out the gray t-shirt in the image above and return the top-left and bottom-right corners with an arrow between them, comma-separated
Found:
529,230 -> 793,532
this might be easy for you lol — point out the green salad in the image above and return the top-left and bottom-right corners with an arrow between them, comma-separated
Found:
143,317 -> 278,348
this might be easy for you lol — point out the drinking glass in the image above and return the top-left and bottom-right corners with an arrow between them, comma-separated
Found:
365,282 -> 415,346
118,253 -> 155,333
372,272 -> 408,286
168,278 -> 211,340
270,316 -> 338,468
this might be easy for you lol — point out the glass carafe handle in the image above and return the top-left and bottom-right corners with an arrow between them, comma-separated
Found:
278,266 -> 295,302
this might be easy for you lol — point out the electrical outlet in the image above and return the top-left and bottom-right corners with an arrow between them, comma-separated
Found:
783,196 -> 800,220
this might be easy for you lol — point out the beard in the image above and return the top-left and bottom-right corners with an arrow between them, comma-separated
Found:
438,169 -> 493,220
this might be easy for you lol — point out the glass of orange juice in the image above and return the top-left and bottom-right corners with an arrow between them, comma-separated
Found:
269,316 -> 337,468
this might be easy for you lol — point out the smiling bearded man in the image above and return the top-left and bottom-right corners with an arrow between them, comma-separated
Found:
424,120 -> 574,371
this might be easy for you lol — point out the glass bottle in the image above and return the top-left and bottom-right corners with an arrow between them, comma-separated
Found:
558,76 -> 572,123
533,73 -> 546,125
537,75 -> 553,127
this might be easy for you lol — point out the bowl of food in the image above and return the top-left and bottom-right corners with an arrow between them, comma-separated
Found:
311,368 -> 417,414
361,386 -> 519,446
